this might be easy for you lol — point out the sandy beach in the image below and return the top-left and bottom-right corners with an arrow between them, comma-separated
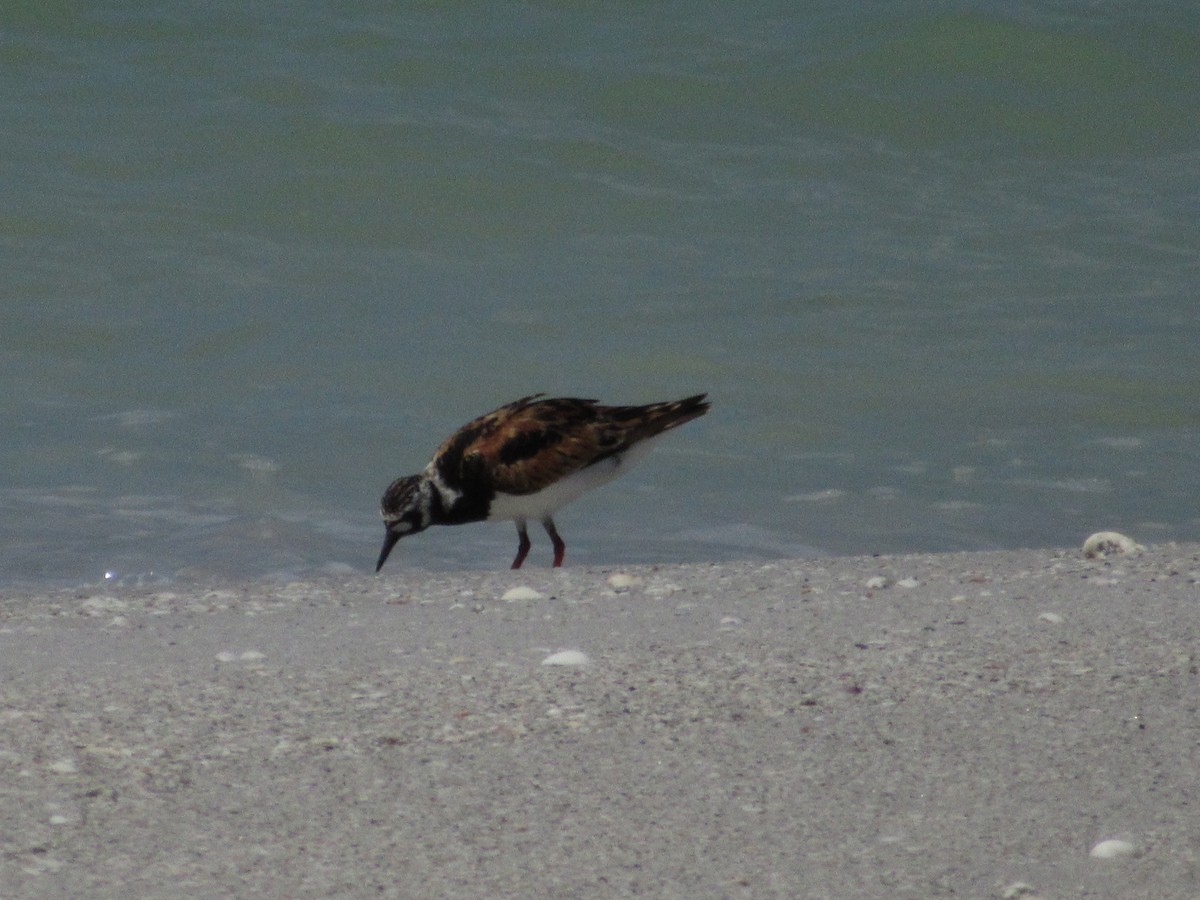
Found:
2,542 -> 1198,898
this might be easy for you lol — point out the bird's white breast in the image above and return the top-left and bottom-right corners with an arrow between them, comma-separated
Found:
486,434 -> 664,523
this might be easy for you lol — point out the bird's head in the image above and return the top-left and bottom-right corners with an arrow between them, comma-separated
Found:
375,474 -> 432,572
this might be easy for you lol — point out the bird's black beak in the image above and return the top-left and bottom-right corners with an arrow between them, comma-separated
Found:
375,528 -> 402,573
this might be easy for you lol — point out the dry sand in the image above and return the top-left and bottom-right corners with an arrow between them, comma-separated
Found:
2,543 -> 1198,898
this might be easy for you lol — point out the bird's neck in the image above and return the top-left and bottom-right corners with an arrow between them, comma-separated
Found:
424,469 -> 489,526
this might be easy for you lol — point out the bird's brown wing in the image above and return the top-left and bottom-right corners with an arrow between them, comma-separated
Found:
450,397 -> 612,496
430,393 -> 545,464
439,394 -> 709,496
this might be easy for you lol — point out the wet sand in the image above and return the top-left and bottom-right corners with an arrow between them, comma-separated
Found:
2,543 -> 1198,898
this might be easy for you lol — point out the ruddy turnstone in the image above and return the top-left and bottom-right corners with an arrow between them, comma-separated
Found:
375,393 -> 710,571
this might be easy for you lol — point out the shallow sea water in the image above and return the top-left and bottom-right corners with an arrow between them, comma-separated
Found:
2,2 -> 1198,586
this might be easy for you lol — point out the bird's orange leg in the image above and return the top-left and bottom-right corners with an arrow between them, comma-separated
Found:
543,518 -> 565,568
511,520 -> 532,569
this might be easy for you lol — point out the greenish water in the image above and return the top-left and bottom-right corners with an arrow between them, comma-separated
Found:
2,2 -> 1198,586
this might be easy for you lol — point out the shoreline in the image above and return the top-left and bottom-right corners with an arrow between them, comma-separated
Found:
3,542 -> 1199,897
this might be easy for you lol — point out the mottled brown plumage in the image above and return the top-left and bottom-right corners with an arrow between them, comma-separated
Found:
375,393 -> 709,571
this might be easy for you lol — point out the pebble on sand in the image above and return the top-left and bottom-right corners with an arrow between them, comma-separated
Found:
501,586 -> 545,601
541,650 -> 590,667
1089,838 -> 1136,859
214,650 -> 266,662
1082,531 -> 1145,558
607,573 -> 642,591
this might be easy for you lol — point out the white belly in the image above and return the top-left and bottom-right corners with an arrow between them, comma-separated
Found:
486,435 -> 663,523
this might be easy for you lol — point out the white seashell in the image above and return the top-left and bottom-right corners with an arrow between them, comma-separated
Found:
501,586 -> 545,601
607,573 -> 641,591
1082,531 -> 1144,558
541,650 -> 590,667
1089,838 -> 1135,859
